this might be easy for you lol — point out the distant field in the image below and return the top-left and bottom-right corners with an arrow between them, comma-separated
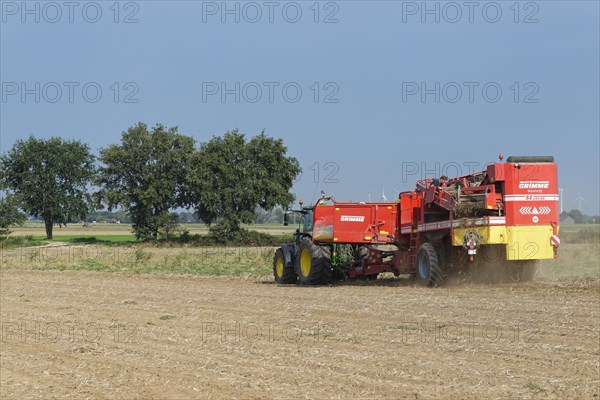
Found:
539,243 -> 599,281
10,222 -> 599,240
0,243 -> 596,282
9,222 -> 296,237
2,222 -> 598,282
557,224 -> 600,244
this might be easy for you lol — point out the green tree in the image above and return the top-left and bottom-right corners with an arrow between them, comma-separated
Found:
97,123 -> 195,240
0,194 -> 27,236
568,209 -> 586,224
188,130 -> 300,239
0,137 -> 95,239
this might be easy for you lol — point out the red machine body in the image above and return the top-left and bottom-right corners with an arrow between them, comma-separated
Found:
313,203 -> 397,245
307,157 -> 560,281
489,162 -> 559,226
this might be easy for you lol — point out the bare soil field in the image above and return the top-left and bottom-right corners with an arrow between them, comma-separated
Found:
1,270 -> 598,399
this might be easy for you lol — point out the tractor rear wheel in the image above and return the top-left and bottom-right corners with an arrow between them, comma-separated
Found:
416,242 -> 443,287
273,248 -> 297,284
296,238 -> 332,285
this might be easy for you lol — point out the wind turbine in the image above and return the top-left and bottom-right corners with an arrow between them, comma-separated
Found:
380,188 -> 389,202
559,188 -> 563,213
573,192 -> 586,212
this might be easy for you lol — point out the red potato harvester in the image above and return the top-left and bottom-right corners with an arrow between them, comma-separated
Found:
273,155 -> 560,286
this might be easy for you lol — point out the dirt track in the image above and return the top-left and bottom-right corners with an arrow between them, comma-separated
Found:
1,270 -> 598,399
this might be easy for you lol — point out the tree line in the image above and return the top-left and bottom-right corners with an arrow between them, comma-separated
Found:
560,210 -> 599,225
0,123 -> 301,240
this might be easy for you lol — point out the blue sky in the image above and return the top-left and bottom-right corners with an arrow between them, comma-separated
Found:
1,1 -> 599,213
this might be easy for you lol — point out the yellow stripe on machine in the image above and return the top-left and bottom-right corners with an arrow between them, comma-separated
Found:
452,225 -> 554,260
505,226 -> 554,260
452,226 -> 507,246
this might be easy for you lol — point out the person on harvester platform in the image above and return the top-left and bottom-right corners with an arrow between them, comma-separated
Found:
431,175 -> 448,188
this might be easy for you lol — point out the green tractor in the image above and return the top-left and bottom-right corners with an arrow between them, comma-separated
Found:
273,200 -> 333,285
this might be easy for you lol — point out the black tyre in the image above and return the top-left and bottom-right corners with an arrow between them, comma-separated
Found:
296,238 -> 332,285
509,260 -> 539,282
273,248 -> 297,284
416,242 -> 444,287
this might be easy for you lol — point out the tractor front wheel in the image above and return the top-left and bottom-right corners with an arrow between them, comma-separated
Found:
273,248 -> 297,284
416,242 -> 443,287
296,238 -> 332,285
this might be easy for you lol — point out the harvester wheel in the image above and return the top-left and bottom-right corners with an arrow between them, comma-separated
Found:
416,242 -> 443,287
509,260 -> 540,282
296,238 -> 332,285
273,248 -> 297,284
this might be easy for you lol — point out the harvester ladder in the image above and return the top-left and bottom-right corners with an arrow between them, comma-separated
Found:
409,231 -> 418,267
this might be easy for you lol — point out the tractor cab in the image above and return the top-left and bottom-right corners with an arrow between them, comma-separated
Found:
284,200 -> 314,245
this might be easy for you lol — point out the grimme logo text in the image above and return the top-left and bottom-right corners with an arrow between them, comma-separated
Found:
519,181 -> 549,189
340,216 -> 365,222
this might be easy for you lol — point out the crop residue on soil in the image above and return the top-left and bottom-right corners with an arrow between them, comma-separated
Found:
1,270 -> 598,399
